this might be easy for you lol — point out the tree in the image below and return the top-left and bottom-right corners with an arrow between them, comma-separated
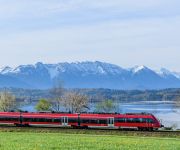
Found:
50,80 -> 65,112
95,99 -> 117,113
0,91 -> 16,112
64,92 -> 89,113
35,99 -> 51,111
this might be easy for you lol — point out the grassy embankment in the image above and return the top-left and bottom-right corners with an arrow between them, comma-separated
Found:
0,127 -> 180,150
0,132 -> 180,150
0,126 -> 180,138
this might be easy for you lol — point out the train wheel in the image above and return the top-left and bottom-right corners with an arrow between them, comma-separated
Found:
71,125 -> 78,129
15,124 -> 22,127
140,127 -> 147,131
83,126 -> 88,129
138,127 -> 143,131
148,128 -> 153,131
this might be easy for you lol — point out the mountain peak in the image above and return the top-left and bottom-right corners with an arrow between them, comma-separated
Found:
159,68 -> 172,75
131,65 -> 149,73
35,62 -> 44,66
0,66 -> 12,74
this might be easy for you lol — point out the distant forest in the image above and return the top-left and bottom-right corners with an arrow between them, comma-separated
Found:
1,88 -> 180,103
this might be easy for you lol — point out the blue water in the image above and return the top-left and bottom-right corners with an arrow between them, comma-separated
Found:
21,101 -> 174,113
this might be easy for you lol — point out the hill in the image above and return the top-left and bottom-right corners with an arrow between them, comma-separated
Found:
2,88 -> 180,102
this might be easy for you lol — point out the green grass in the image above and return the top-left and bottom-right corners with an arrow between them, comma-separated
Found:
1,126 -> 180,138
0,132 -> 179,150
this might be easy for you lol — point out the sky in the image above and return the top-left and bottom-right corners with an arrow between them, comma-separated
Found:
0,0 -> 180,71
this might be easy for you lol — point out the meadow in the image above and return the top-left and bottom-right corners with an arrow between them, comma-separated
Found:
0,132 -> 179,150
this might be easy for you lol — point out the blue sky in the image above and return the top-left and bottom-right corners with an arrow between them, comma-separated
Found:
0,0 -> 180,71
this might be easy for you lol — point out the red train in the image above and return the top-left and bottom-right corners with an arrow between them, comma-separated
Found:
0,112 -> 163,131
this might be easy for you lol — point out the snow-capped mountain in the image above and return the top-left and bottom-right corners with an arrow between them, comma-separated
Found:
0,61 -> 180,89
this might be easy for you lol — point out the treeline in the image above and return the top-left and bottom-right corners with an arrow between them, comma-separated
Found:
0,89 -> 117,113
1,88 -> 180,102
81,88 -> 180,102
0,86 -> 180,113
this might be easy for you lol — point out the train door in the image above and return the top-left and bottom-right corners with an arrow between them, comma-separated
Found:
62,117 -> 68,126
108,118 -> 114,127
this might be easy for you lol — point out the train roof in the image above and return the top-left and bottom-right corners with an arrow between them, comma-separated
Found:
0,112 -> 155,118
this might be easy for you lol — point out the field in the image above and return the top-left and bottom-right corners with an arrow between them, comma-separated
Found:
0,131 -> 180,150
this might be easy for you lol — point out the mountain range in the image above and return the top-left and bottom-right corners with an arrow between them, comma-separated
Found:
0,61 -> 180,90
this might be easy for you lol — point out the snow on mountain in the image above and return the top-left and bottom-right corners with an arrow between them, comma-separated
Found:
131,65 -> 158,77
157,68 -> 180,79
131,65 -> 147,73
173,72 -> 180,79
45,61 -> 126,78
0,61 -> 180,89
157,68 -> 172,76
55,61 -> 125,75
0,66 -> 12,74
46,65 -> 59,79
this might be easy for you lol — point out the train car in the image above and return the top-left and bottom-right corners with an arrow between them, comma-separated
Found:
0,112 -> 20,125
21,112 -> 78,127
114,113 -> 162,131
0,112 -> 163,131
73,113 -> 162,131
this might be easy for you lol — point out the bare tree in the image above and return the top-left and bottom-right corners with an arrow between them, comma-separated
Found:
50,80 -> 65,112
0,91 -> 16,112
64,92 -> 89,113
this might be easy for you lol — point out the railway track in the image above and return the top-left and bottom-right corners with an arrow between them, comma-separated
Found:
0,125 -> 179,138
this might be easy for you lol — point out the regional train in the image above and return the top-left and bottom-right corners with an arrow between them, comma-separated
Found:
0,112 -> 163,131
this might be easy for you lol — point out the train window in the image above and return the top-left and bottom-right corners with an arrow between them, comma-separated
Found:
68,118 -> 77,123
24,118 -> 49,122
31,118 -> 39,122
126,118 -> 133,123
39,118 -> 46,122
140,118 -> 147,123
14,118 -> 19,121
115,118 -> 125,123
0,117 -> 19,121
53,118 -> 61,123
0,117 -> 6,121
146,118 -> 154,123
90,119 -> 97,124
133,118 -> 141,123
40,118 -> 48,122
26,118 -> 53,122
99,119 -> 107,124
23,118 -> 32,122
46,118 -> 53,122
81,118 -> 98,124
0,117 -> 5,121
81,119 -> 90,123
